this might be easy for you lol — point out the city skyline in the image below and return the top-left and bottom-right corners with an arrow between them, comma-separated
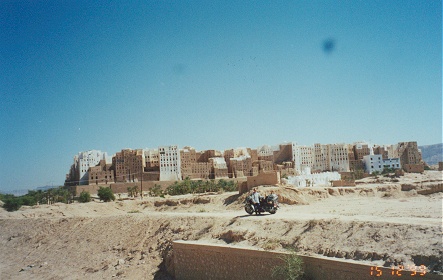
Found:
3,139 -> 432,193
1,1 -> 441,192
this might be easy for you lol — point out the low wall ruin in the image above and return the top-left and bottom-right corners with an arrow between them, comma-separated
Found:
172,241 -> 441,280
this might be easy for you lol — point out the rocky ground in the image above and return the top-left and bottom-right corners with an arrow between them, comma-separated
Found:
0,171 -> 441,279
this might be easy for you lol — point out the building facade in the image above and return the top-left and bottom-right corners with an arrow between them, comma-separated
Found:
209,157 -> 229,179
292,143 -> 314,174
67,150 -> 111,185
113,149 -> 145,183
328,144 -> 350,172
144,148 -> 159,169
363,147 -> 401,174
159,145 -> 182,181
88,159 -> 114,185
313,143 -> 329,172
396,142 -> 423,166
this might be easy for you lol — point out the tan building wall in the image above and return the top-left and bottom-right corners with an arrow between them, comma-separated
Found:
273,143 -> 292,164
180,147 -> 197,179
374,146 -> 389,159
181,147 -> 223,179
252,160 -> 274,173
224,148 -> 255,178
328,144 -> 350,172
223,149 -> 235,177
248,148 -> 258,162
349,159 -> 365,171
439,162 -> 443,171
229,157 -> 253,178
190,162 -> 211,179
257,145 -> 274,162
208,158 -> 229,179
258,154 -> 274,162
144,149 -> 159,169
397,142 -> 423,166
88,160 -> 114,185
141,170 -> 160,181
172,241 -> 440,280
353,144 -> 370,160
212,167 -> 228,179
113,149 -> 145,183
348,144 -> 356,161
197,149 -> 222,162
313,143 -> 329,172
245,171 -> 280,193
403,164 -> 424,173
278,167 -> 295,178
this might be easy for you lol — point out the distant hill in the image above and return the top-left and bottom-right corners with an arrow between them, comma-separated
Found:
419,143 -> 443,166
0,185 -> 58,197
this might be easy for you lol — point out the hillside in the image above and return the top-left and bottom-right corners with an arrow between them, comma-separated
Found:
419,143 -> 443,165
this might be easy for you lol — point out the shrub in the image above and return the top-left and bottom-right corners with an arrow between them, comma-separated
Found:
220,179 -> 237,192
127,186 -> 139,197
3,196 -> 23,212
164,179 -> 238,196
149,184 -> 164,197
272,251 -> 304,280
78,191 -> 91,203
97,187 -> 115,202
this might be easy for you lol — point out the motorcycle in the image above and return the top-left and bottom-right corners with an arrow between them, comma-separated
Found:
244,193 -> 278,215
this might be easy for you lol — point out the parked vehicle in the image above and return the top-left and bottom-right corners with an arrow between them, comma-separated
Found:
244,193 -> 278,215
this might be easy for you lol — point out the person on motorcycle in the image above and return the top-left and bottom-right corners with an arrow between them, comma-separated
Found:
268,190 -> 279,208
250,188 -> 263,215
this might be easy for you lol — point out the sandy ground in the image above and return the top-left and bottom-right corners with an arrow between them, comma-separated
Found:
0,171 -> 441,279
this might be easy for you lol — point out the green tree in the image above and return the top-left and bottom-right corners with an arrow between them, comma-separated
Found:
97,187 -> 115,202
3,196 -> 23,212
27,190 -> 45,205
272,251 -> 304,280
52,187 -> 70,203
21,195 -> 37,206
78,191 -> 91,203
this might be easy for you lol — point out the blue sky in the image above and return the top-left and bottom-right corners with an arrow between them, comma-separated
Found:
0,1 -> 441,192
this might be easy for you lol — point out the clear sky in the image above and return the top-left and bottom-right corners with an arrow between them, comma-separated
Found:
0,1 -> 441,192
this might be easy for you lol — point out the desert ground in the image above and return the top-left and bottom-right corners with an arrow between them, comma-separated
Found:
0,171 -> 442,279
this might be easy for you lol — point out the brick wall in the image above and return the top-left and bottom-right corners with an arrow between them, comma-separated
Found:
172,241 -> 441,280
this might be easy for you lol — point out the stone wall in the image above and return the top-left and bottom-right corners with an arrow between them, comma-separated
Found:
172,241 -> 441,280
